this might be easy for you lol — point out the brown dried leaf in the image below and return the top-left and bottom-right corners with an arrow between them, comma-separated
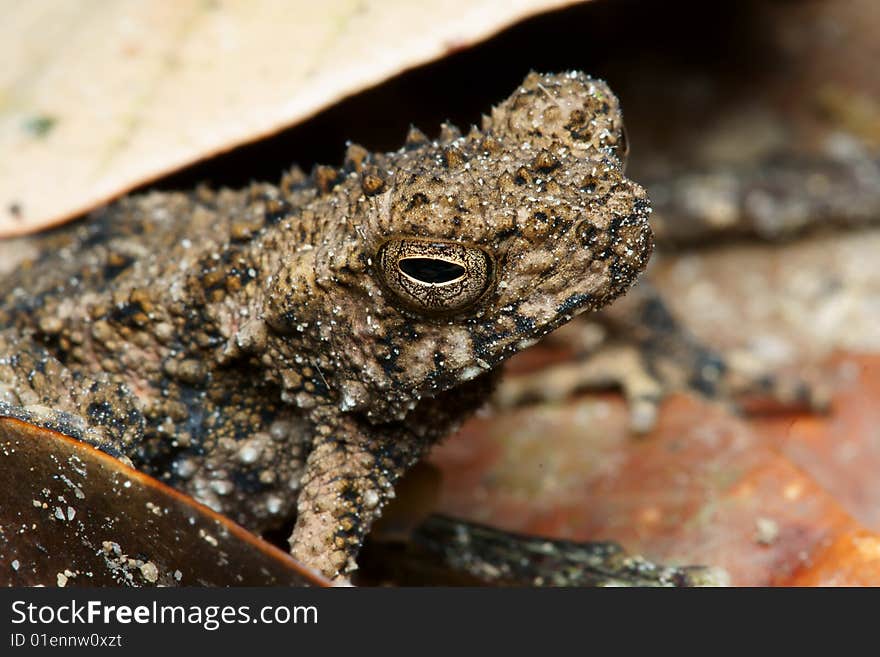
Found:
431,359 -> 880,586
0,417 -> 329,586
428,221 -> 880,586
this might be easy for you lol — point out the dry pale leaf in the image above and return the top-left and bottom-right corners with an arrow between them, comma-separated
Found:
0,0 -> 581,237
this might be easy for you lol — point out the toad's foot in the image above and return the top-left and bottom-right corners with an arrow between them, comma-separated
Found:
288,417 -> 431,581
408,514 -> 727,587
495,284 -> 827,433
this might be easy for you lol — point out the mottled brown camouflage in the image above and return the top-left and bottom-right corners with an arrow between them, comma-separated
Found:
0,72 -> 651,579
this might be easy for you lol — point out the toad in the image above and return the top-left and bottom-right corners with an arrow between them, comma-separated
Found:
0,72 -> 651,580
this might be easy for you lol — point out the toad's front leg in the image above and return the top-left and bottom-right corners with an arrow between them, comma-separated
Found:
289,415 -> 432,580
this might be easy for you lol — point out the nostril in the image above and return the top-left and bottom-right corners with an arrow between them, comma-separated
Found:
575,217 -> 612,254
618,125 -> 630,170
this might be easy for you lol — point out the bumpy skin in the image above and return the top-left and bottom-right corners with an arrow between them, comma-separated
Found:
0,72 -> 652,579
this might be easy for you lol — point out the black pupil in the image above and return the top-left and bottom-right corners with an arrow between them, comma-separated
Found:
399,258 -> 465,284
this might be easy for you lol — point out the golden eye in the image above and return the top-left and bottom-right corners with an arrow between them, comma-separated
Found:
377,239 -> 494,315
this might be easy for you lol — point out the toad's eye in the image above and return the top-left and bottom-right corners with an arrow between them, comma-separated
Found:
377,239 -> 494,315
